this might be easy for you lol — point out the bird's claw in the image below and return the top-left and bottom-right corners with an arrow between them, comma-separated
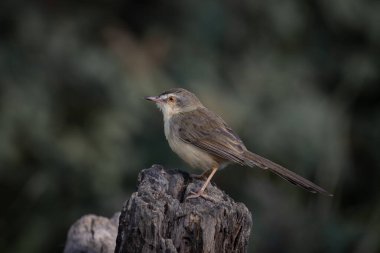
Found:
186,191 -> 202,200
186,190 -> 215,202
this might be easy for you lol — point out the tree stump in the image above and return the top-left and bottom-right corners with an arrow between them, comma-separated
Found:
115,165 -> 252,253
64,165 -> 252,253
64,213 -> 119,253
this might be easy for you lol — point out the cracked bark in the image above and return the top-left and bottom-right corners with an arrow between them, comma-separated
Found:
64,165 -> 252,253
115,165 -> 252,253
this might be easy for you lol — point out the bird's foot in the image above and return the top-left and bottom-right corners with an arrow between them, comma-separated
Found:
186,190 -> 216,202
190,169 -> 212,180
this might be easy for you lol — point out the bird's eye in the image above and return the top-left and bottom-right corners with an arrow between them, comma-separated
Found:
168,96 -> 175,102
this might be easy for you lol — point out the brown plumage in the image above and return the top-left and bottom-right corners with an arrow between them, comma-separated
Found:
146,88 -> 333,199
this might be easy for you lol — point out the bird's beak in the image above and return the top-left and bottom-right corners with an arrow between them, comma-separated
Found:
144,96 -> 162,103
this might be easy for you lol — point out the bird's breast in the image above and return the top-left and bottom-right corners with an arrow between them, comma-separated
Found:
165,119 -> 218,171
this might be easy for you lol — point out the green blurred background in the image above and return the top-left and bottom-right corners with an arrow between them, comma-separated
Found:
0,0 -> 379,252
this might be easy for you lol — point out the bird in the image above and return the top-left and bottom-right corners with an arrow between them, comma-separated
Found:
145,88 -> 333,199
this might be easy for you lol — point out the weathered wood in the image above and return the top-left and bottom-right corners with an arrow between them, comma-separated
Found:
64,213 -> 119,253
63,165 -> 252,253
115,165 -> 252,253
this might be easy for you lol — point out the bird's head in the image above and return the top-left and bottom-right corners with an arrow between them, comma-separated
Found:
145,88 -> 203,118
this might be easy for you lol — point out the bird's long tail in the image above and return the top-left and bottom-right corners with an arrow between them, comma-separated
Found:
243,151 -> 333,196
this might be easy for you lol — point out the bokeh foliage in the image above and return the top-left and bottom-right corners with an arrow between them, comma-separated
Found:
0,0 -> 379,252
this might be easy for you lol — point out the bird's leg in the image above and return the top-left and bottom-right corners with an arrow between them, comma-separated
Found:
186,167 -> 218,200
190,169 -> 212,180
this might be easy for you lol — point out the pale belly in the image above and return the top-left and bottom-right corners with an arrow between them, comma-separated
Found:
167,137 -> 217,171
164,114 -> 227,171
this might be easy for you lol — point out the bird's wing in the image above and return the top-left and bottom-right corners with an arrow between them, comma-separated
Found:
172,108 -> 333,196
172,108 -> 247,165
